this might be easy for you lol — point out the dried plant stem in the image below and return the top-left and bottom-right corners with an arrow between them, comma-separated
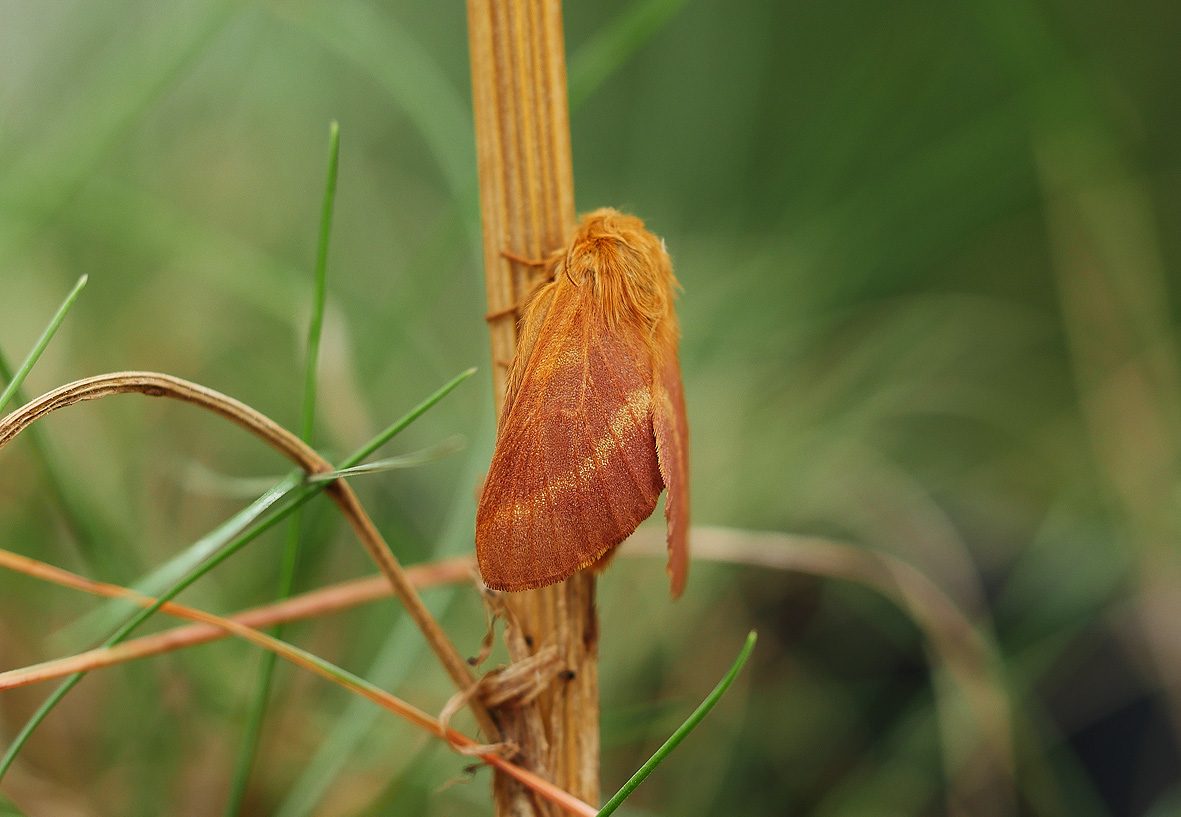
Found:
0,548 -> 595,817
0,372 -> 497,739
467,1 -> 599,813
0,556 -> 472,690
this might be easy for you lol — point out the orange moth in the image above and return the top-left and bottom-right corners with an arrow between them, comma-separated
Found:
476,208 -> 689,597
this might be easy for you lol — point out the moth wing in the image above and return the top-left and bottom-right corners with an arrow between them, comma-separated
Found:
653,350 -> 689,597
476,285 -> 664,591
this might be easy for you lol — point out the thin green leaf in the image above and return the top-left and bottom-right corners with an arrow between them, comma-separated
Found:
596,631 -> 758,817
0,275 -> 87,415
299,120 -> 339,444
225,120 -> 341,817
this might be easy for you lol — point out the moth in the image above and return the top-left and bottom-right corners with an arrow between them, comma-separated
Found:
476,208 -> 689,597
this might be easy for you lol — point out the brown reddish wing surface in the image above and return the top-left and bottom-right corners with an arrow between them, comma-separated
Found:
476,209 -> 689,596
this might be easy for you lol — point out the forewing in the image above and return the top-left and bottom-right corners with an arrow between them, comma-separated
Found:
477,286 -> 663,591
653,350 -> 689,597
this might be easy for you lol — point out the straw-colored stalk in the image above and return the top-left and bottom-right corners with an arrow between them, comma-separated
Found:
466,1 -> 600,813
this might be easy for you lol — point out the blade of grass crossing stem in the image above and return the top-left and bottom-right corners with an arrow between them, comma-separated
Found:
0,275 -> 87,414
596,631 -> 758,817
0,367 -> 475,781
300,121 -> 339,444
225,120 -> 340,817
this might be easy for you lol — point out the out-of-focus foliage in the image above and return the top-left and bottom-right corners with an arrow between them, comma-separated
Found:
1,1 -> 1179,815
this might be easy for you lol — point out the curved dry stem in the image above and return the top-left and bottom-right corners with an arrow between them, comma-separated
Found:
0,372 -> 496,739
0,549 -> 592,817
628,525 -> 1015,817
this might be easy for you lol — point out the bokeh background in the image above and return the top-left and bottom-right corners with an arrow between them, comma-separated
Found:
2,1 -> 1180,815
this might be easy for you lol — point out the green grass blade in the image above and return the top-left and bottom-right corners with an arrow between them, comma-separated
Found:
0,275 -> 87,415
300,120 -> 339,444
224,120 -> 341,817
596,631 -> 758,817
0,367 -> 475,782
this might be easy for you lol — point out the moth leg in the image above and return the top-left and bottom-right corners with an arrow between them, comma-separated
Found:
486,247 -> 554,323
500,249 -> 548,268
494,357 -> 513,369
484,303 -> 519,323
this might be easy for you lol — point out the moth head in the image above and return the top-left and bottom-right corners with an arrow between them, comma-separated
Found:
563,208 -> 678,339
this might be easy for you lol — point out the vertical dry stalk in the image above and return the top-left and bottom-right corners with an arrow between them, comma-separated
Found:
466,1 -> 600,814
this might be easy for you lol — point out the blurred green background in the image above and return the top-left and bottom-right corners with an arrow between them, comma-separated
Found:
2,0 -> 1180,815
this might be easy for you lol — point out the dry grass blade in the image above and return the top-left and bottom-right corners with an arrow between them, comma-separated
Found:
0,372 -> 495,738
0,548 -> 594,817
0,556 -> 473,691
